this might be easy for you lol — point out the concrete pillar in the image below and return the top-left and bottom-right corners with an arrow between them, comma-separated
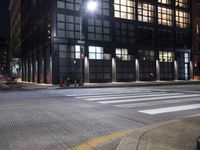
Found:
49,56 -> 52,84
30,56 -> 33,82
35,60 -> 38,83
25,57 -> 28,81
84,57 -> 89,83
190,61 -> 193,80
45,55 -> 52,84
22,60 -> 25,81
32,55 -> 35,82
135,59 -> 139,81
41,58 -> 44,83
38,52 -> 44,83
174,60 -> 178,80
156,60 -> 160,81
28,56 -> 30,82
112,58 -> 116,82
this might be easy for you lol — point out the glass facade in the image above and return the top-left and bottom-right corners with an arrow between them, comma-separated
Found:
176,0 -> 188,8
158,7 -> 173,26
89,46 -> 104,60
114,0 -> 135,20
138,3 -> 154,23
158,0 -> 172,5
176,10 -> 190,28
20,0 -> 192,84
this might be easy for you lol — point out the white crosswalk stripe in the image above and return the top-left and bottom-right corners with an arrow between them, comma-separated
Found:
115,97 -> 200,108
64,90 -> 200,115
139,104 -> 200,115
98,94 -> 199,104
88,93 -> 183,101
75,92 -> 166,99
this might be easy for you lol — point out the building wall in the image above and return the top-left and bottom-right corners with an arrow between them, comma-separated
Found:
21,0 -> 52,83
0,38 -> 9,75
9,0 -> 21,77
9,0 -> 21,58
20,0 -> 192,84
192,0 -> 200,79
52,0 -> 192,84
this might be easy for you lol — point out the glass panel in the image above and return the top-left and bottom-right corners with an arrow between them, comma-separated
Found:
89,46 -> 96,53
114,0 -> 135,20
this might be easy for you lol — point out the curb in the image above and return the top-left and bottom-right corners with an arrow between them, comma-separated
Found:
3,80 -> 200,91
117,122 -> 167,150
117,116 -> 200,150
57,80 -> 200,89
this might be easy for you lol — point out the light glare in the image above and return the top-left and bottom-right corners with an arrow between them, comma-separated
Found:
87,1 -> 97,12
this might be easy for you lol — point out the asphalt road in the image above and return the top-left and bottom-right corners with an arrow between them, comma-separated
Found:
0,84 -> 200,150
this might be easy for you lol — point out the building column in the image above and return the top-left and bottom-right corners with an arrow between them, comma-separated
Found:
49,56 -> 52,84
29,56 -> 33,82
25,56 -> 28,81
135,59 -> 139,81
174,60 -> 178,80
38,51 -> 44,83
156,60 -> 160,81
35,59 -> 38,83
190,61 -> 194,80
112,58 -> 116,82
32,54 -> 35,82
84,57 -> 89,83
22,59 -> 25,81
45,52 -> 52,84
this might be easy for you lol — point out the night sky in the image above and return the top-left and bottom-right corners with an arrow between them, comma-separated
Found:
0,1 -> 10,39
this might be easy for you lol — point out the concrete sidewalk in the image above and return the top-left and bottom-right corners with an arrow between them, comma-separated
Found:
117,116 -> 200,150
2,80 -> 200,90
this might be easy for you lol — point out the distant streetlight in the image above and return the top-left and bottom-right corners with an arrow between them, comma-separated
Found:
79,1 -> 97,86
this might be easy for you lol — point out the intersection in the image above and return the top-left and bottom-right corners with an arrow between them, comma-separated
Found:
0,84 -> 200,150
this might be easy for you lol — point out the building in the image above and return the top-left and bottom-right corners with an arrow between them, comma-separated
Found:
192,0 -> 200,79
20,0 -> 192,84
0,38 -> 9,75
9,0 -> 21,77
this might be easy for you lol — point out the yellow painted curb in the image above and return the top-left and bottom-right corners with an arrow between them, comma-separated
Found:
70,129 -> 135,150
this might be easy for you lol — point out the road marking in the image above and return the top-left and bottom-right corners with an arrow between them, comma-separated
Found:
139,104 -> 200,115
115,97 -> 200,108
75,92 -> 165,99
65,93 -> 116,97
99,94 -> 200,104
86,93 -> 182,101
65,89 -> 151,97
70,129 -> 135,150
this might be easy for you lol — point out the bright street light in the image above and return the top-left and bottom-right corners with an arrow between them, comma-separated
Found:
86,1 -> 97,12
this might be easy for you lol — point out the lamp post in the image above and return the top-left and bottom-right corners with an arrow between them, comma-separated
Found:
79,1 -> 97,86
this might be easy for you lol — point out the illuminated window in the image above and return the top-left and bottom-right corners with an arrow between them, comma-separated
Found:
176,10 -> 190,28
176,0 -> 188,8
89,46 -> 103,60
114,0 -> 135,20
158,7 -> 173,26
159,51 -> 174,62
138,3 -> 154,23
116,48 -> 131,61
158,0 -> 171,5
75,45 -> 80,59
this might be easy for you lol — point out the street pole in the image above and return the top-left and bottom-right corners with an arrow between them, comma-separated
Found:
79,4 -> 84,86
78,1 -> 97,86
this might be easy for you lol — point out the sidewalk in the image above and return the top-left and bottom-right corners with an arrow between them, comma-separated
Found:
4,80 -> 200,90
117,115 -> 200,150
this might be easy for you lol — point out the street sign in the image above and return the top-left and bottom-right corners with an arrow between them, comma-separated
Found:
77,40 -> 85,44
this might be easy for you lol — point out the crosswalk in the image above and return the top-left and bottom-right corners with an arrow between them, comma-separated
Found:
64,89 -> 200,115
